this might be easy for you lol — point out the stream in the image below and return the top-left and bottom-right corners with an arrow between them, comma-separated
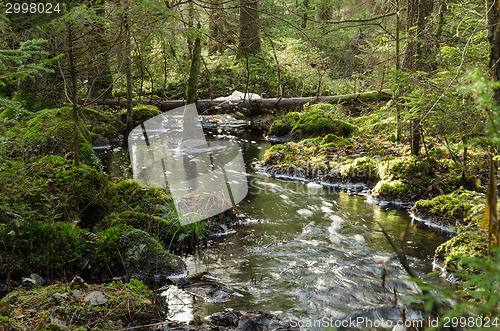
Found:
97,118 -> 448,330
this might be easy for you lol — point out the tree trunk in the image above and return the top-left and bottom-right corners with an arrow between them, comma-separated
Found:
186,24 -> 202,104
301,0 -> 309,28
88,0 -> 113,99
486,0 -> 500,102
96,91 -> 392,113
67,21 -> 80,167
403,0 -> 418,71
435,0 -> 447,40
209,0 -> 223,53
316,0 -> 332,21
416,0 -> 435,71
239,0 -> 261,54
125,8 -> 133,132
395,1 -> 402,142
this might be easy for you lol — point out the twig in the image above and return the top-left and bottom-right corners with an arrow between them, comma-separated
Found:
378,223 -> 458,331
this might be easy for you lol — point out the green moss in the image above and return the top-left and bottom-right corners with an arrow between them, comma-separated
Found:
79,107 -> 120,137
378,156 -> 437,195
8,107 -> 101,169
268,103 -> 355,139
411,188 -> 485,226
120,104 -> 162,125
97,211 -> 178,247
435,231 -> 488,272
1,279 -> 160,330
371,180 -> 410,199
321,134 -> 352,147
111,179 -> 176,216
94,225 -> 184,278
340,157 -> 380,182
0,220 -> 92,278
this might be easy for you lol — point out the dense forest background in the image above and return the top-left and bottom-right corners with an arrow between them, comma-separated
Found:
1,0 -> 499,146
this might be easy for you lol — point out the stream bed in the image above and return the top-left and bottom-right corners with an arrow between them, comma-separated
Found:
97,122 -> 448,330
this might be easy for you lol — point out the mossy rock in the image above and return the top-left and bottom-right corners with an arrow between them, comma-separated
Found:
411,188 -> 485,227
340,157 -> 380,182
0,220 -> 93,280
321,133 -> 352,147
98,211 -> 179,247
79,107 -> 120,137
434,231 -> 488,272
120,104 -> 162,125
268,103 -> 355,140
377,156 -> 438,196
371,180 -> 410,200
95,225 -> 185,279
8,107 -> 101,169
0,156 -> 110,225
111,179 -> 177,216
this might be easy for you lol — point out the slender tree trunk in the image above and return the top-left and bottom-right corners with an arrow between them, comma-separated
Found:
435,0 -> 447,40
239,0 -> 261,54
209,0 -> 223,53
67,21 -> 80,167
186,23 -> 202,104
125,8 -> 133,131
403,0 -> 418,71
395,1 -> 402,142
416,0 -> 435,71
316,0 -> 331,21
89,0 -> 113,99
301,0 -> 309,29
486,0 -> 500,102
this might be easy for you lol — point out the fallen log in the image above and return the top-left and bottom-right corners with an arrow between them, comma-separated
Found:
95,90 -> 392,115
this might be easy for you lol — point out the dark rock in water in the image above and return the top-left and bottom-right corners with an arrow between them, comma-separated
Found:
208,310 -> 300,331
93,135 -> 111,150
118,228 -> 186,280
174,272 -> 233,303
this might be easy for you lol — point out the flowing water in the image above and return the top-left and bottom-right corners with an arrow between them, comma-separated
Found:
97,124 -> 448,330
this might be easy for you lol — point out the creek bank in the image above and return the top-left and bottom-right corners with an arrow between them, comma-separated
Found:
262,102 -> 494,276
0,105 -> 242,289
0,277 -> 164,330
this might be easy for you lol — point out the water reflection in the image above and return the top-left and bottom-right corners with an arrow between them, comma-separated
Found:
127,104 -> 248,225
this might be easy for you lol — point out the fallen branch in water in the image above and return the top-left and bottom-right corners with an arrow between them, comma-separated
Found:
378,223 -> 458,331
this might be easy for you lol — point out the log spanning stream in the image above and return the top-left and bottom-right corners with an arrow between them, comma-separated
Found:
97,116 -> 447,330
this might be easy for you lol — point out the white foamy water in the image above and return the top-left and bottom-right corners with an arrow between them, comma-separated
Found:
297,209 -> 314,217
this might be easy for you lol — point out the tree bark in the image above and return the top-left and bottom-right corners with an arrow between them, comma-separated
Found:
67,21 -> 80,167
209,0 -> 223,53
416,0 -> 435,71
403,0 -> 418,71
239,0 -> 261,54
125,8 -> 133,132
186,24 -> 202,104
88,0 -> 113,99
301,0 -> 309,28
486,0 -> 500,102
96,91 -> 392,114
395,1 -> 402,142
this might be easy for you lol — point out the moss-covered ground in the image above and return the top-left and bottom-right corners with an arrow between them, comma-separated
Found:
0,278 -> 161,330
262,101 -> 497,276
0,105 -> 237,286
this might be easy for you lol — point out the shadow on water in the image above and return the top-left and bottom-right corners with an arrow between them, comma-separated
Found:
96,125 -> 448,330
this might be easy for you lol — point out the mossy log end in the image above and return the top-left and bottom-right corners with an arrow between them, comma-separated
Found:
95,90 -> 392,115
